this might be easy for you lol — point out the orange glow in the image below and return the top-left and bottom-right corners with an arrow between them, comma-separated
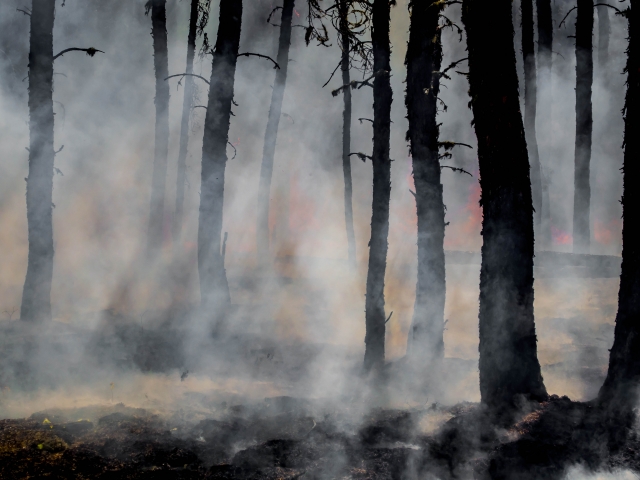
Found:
551,226 -> 572,245
594,218 -> 621,245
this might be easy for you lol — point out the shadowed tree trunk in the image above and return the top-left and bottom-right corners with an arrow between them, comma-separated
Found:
363,0 -> 392,374
147,0 -> 170,257
462,0 -> 547,410
522,0 -> 543,244
198,0 -> 242,315
599,0 -> 640,421
573,0 -> 594,253
21,0 -> 56,322
598,4 -> 611,69
339,0 -> 356,266
536,0 -> 553,248
256,0 -> 295,261
173,0 -> 200,247
404,0 -> 445,364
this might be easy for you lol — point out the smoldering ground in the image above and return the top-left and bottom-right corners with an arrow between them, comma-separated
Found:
0,0 -> 636,478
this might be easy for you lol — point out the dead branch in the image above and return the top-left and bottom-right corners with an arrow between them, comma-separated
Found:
165,73 -> 210,85
16,8 -> 30,16
409,189 -> 416,197
385,311 -> 393,324
439,141 -> 473,151
348,152 -> 372,162
282,113 -> 295,123
237,52 -> 280,69
593,3 -> 623,13
559,6 -> 577,27
441,165 -> 473,177
221,232 -> 228,259
359,118 -> 373,124
227,142 -> 237,159
193,105 -> 207,110
436,57 -> 468,80
54,145 -> 64,155
322,60 -> 342,88
266,6 -> 283,24
53,47 -> 104,61
331,69 -> 388,96
54,167 -> 64,176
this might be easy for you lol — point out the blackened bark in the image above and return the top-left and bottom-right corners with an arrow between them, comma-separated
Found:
21,0 -> 55,322
536,0 -> 553,248
522,0 -> 543,243
198,0 -> 242,313
598,4 -> 611,68
147,0 -> 171,256
462,0 -> 547,409
573,0 -> 594,253
173,0 -> 199,246
599,1 -> 640,415
404,0 -> 445,363
363,0 -> 392,374
256,0 -> 295,260
339,0 -> 356,266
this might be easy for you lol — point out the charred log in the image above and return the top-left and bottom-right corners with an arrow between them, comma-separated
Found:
404,0 -> 445,364
461,0 -> 548,410
198,0 -> 242,316
363,0 -> 392,374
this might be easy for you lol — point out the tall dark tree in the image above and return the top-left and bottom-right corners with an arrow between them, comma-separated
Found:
256,0 -> 295,260
598,4 -> 611,69
363,0 -> 392,374
339,0 -> 357,266
173,0 -> 200,246
536,0 -> 553,248
599,1 -> 640,417
198,0 -> 242,314
573,0 -> 594,253
522,0 -> 544,243
404,0 -> 445,363
21,0 -> 56,322
461,0 -> 547,409
146,0 -> 171,257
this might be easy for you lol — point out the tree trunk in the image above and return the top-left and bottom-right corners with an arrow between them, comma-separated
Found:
147,0 -> 171,257
339,0 -> 356,266
404,0 -> 445,364
461,0 -> 547,410
598,4 -> 611,69
599,0 -> 640,417
522,0 -> 543,245
197,0 -> 242,314
363,0 -> 392,374
173,0 -> 199,247
536,0 -> 553,249
256,0 -> 295,261
573,0 -> 594,254
21,0 -> 56,322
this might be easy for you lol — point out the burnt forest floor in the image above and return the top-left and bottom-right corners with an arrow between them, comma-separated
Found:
1,395 -> 640,479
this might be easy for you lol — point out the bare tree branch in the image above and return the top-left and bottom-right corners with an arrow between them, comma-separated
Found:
441,165 -> 473,177
16,8 -> 30,16
165,73 -> 210,85
53,47 -> 104,61
349,152 -> 372,162
237,52 -> 280,69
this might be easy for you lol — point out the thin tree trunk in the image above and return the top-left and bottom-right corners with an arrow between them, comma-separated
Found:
404,0 -> 445,364
573,0 -> 594,253
339,0 -> 356,266
21,0 -> 56,322
256,0 -> 295,261
522,0 -> 543,244
462,0 -> 547,410
198,0 -> 242,314
173,0 -> 199,247
599,0 -> 640,418
363,0 -> 392,374
598,4 -> 611,69
536,0 -> 553,249
147,0 -> 171,257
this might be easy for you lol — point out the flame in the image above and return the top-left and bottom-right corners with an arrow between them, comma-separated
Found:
551,226 -> 572,245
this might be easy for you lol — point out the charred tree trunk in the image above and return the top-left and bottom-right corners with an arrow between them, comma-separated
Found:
173,0 -> 200,247
599,0 -> 640,418
197,0 -> 242,314
573,0 -> 594,253
462,0 -> 547,410
363,0 -> 392,374
598,4 -> 611,69
339,0 -> 356,266
404,0 -> 445,363
21,0 -> 56,322
536,0 -> 553,248
147,0 -> 170,257
522,0 -> 543,244
256,0 -> 295,261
